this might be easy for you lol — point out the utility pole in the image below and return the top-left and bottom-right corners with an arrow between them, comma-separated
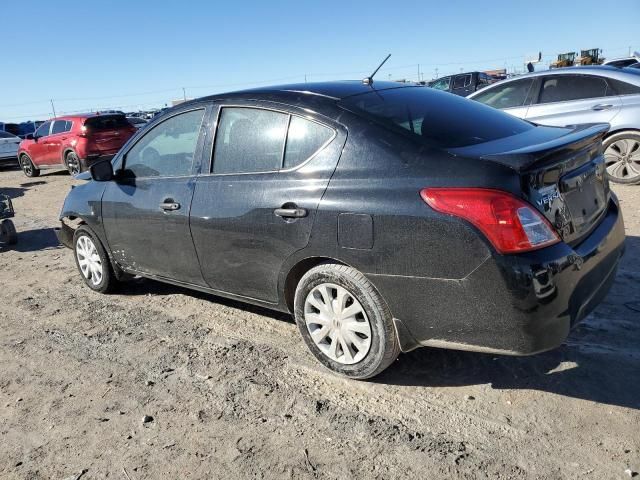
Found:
50,99 -> 57,117
182,87 -> 187,102
417,64 -> 421,82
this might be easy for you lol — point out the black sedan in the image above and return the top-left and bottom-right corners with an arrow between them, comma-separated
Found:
56,81 -> 625,379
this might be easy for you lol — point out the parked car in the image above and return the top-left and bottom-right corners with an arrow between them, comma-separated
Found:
55,81 -> 624,379
428,71 -> 498,96
469,66 -> 640,184
17,113 -> 136,177
0,131 -> 21,167
604,56 -> 639,68
127,116 -> 148,129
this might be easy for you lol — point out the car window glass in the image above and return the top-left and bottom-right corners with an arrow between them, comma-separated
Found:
340,87 -> 533,148
453,74 -> 471,89
607,78 -> 640,95
52,120 -> 68,135
123,109 -> 204,178
430,77 -> 450,91
35,122 -> 51,138
472,79 -> 533,109
538,75 -> 608,104
212,107 -> 288,174
0,131 -> 17,139
283,116 -> 334,169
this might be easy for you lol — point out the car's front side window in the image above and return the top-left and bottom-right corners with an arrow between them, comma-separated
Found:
35,122 -> 51,138
123,109 -> 204,178
538,75 -> 608,104
472,79 -> 534,109
431,77 -> 451,91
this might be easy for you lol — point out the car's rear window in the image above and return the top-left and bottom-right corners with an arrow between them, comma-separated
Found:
84,115 -> 130,130
339,86 -> 533,148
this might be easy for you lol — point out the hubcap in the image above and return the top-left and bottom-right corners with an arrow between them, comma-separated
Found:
304,283 -> 372,365
75,235 -> 103,286
605,138 -> 640,181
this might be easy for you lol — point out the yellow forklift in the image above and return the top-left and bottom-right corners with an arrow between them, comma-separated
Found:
550,52 -> 576,69
577,48 -> 604,65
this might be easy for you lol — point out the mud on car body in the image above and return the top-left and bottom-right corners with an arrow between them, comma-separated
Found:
56,81 -> 625,379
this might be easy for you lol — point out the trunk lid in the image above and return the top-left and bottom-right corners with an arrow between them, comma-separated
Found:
450,123 -> 610,245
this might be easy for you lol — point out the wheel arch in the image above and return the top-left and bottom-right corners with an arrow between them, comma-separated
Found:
605,127 -> 640,139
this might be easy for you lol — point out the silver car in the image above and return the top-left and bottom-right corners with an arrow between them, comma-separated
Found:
469,66 -> 640,184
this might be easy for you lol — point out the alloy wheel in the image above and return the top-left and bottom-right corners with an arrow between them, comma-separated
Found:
304,283 -> 372,364
66,153 -> 81,175
76,235 -> 103,286
605,138 -> 640,181
20,156 -> 32,176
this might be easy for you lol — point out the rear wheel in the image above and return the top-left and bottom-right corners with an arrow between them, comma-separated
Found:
604,131 -> 640,184
19,154 -> 40,178
65,151 -> 82,175
294,263 -> 400,379
73,226 -> 117,293
0,219 -> 17,245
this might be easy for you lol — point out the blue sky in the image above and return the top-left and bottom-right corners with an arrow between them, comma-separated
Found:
1,0 -> 638,122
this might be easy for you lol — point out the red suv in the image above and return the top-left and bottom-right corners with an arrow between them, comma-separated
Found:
17,113 -> 136,177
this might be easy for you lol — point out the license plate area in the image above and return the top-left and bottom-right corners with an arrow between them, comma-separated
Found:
559,155 -> 608,238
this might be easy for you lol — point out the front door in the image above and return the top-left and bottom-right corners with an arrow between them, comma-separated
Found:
101,107 -> 209,285
190,104 -> 345,303
30,121 -> 51,166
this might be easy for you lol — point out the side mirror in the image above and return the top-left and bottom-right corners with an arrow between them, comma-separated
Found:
90,160 -> 114,182
25,133 -> 34,140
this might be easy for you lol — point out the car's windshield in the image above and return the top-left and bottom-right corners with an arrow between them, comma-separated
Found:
339,86 -> 533,148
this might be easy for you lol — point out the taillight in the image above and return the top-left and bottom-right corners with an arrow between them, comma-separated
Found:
420,188 -> 560,254
79,125 -> 89,137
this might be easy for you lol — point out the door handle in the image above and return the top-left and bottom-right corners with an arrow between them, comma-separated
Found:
592,104 -> 613,111
160,201 -> 181,211
274,207 -> 307,218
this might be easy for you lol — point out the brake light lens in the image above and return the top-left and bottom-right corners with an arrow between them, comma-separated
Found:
420,188 -> 560,254
79,125 -> 89,137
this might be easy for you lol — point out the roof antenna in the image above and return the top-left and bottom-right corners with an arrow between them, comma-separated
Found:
363,54 -> 391,86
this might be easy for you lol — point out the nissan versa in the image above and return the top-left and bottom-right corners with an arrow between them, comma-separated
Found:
55,81 -> 625,379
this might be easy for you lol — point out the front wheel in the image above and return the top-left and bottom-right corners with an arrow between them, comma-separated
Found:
604,131 -> 640,184
294,263 -> 400,379
73,226 -> 117,293
19,154 -> 40,178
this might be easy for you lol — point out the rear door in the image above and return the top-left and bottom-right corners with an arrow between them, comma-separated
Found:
525,74 -> 622,127
190,103 -> 345,302
47,120 -> 71,165
101,107 -> 209,285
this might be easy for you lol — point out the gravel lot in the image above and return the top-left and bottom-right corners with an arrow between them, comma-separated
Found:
1,167 -> 639,479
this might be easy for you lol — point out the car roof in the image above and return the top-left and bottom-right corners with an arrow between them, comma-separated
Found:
45,112 -> 126,122
468,66 -> 640,98
196,80 -> 415,103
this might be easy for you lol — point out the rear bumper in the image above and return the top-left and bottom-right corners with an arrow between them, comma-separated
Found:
370,197 -> 625,354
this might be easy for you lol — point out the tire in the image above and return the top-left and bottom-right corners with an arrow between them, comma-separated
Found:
604,131 -> 640,185
19,154 -> 40,178
294,263 -> 400,379
72,225 -> 117,293
65,151 -> 82,175
0,219 -> 17,245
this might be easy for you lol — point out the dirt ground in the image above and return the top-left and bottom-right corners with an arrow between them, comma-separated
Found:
0,167 -> 639,480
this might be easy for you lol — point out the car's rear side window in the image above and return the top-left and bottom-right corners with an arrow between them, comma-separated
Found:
212,107 -> 334,174
607,78 -> 640,95
283,116 -> 334,169
85,115 -> 130,130
51,120 -> 72,134
339,87 -> 533,148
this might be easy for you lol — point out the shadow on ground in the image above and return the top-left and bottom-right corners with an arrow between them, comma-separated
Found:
0,227 -> 61,253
